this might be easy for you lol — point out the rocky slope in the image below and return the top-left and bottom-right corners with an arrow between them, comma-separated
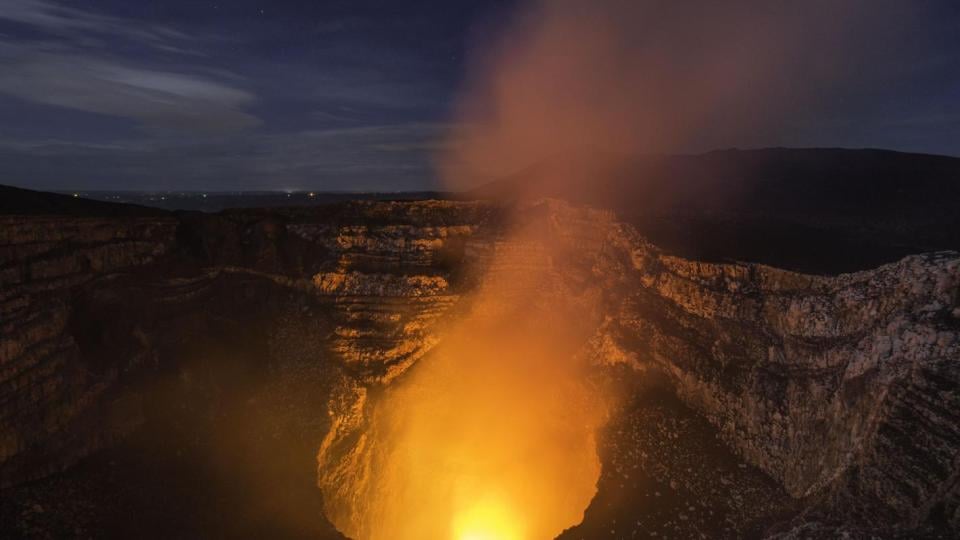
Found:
1,195 -> 958,537
0,200 -> 499,488
615,228 -> 960,531
476,149 -> 960,274
315,201 -> 960,537
0,214 -> 180,484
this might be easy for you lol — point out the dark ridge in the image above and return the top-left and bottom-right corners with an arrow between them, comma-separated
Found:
5,147 -> 959,273
470,148 -> 960,274
472,148 -> 960,213
0,184 -> 168,217
48,190 -> 453,213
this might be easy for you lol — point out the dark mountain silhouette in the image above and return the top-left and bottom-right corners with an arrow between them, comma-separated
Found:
0,184 -> 166,217
4,148 -> 958,273
469,148 -> 960,273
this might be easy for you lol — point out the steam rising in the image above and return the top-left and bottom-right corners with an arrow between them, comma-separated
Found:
439,0 -> 911,189
330,213 -> 612,539
360,306 -> 606,538
329,2 -> 913,538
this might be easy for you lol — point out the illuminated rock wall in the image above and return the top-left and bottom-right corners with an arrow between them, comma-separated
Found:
318,201 -> 960,533
618,239 -> 960,528
1,199 -> 958,533
0,202 -> 494,486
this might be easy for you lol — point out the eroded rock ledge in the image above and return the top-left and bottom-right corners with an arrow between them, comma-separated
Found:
1,200 -> 958,536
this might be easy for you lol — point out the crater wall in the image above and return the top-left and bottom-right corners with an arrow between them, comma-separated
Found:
1,200 -> 958,534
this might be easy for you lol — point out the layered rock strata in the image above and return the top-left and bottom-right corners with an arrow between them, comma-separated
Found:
315,201 -> 960,535
0,202 -> 497,486
1,199 -> 958,536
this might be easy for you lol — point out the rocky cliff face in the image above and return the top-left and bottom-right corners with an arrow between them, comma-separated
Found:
1,199 -> 958,537
0,215 -> 180,484
617,234 -> 960,530
0,201 -> 497,487
313,201 -> 960,536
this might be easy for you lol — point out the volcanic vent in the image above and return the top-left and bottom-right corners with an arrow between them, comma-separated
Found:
313,200 -> 960,539
318,205 -> 616,539
3,0 -> 960,537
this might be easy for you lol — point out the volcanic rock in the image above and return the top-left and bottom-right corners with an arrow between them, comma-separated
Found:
0,191 -> 957,538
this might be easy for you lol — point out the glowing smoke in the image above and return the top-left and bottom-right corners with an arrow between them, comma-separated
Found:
330,211 -> 613,539
326,2 -> 913,538
438,0 -> 914,191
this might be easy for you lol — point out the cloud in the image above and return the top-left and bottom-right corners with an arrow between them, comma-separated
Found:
0,123 -> 448,191
0,45 -> 259,133
0,0 -> 259,134
0,0 -> 193,50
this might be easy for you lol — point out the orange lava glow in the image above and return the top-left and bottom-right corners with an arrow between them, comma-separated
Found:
332,0 -> 909,531
452,495 -> 522,540
324,1 -> 916,537
334,215 -> 608,539
354,322 -> 604,540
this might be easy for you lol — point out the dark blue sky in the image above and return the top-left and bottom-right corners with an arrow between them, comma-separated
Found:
1,0 -> 958,191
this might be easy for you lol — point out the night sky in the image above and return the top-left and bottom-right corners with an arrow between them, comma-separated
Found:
1,0 -> 959,192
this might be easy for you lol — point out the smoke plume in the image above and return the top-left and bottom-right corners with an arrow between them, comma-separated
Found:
331,2 -> 915,538
438,0 -> 913,191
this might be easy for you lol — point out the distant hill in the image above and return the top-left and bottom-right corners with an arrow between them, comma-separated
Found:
4,148 -> 958,273
471,148 -> 960,218
0,185 -> 450,215
469,148 -> 960,273
0,184 -> 167,217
